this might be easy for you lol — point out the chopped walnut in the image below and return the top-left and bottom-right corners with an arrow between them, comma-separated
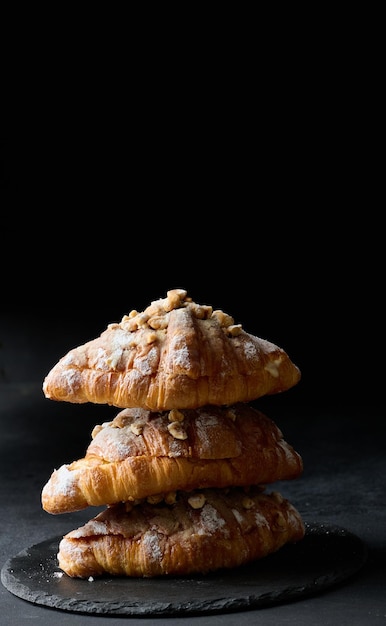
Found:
211,310 -> 234,327
189,303 -> 213,319
165,289 -> 187,311
115,290 -> 246,340
264,357 -> 283,378
242,497 -> 255,510
107,322 -> 120,330
225,324 -> 243,337
188,493 -> 206,509
272,491 -> 284,504
130,421 -> 145,435
137,313 -> 150,327
145,330 -> 158,344
167,421 -> 188,440
273,511 -> 287,530
225,408 -> 237,421
106,351 -> 121,369
168,408 -> 184,423
148,315 -> 169,330
146,494 -> 164,505
164,491 -> 177,505
91,424 -> 103,438
120,316 -> 140,332
112,412 -> 135,428
120,310 -> 138,327
91,421 -> 112,438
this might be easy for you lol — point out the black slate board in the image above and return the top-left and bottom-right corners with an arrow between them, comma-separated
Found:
1,523 -> 367,617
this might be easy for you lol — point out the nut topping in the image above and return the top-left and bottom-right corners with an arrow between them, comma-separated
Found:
188,493 -> 206,509
167,421 -> 188,440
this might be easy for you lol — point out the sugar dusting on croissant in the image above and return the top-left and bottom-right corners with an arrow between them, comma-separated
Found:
41,288 -> 305,578
42,289 -> 301,411
57,487 -> 305,578
41,404 -> 303,514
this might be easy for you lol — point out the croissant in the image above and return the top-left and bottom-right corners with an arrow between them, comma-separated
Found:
41,403 -> 303,514
42,289 -> 301,411
57,487 -> 306,578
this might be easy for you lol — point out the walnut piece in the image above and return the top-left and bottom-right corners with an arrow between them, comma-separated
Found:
168,408 -> 184,423
188,493 -> 206,509
130,421 -> 144,435
242,497 -> 255,510
167,421 -> 188,440
115,289 -> 244,339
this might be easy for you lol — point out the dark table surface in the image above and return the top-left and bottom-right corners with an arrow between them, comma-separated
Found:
1,314 -> 385,626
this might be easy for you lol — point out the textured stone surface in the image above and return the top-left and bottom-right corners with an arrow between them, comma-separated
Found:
1,523 -> 367,616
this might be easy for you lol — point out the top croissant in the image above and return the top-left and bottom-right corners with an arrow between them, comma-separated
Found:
43,289 -> 301,411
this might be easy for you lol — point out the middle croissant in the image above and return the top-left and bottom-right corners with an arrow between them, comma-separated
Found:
42,403 -> 303,515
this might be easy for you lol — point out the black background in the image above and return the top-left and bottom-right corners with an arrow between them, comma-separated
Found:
0,37 -> 385,624
1,129 -> 382,411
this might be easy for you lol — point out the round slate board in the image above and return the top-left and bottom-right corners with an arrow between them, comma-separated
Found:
1,522 -> 367,617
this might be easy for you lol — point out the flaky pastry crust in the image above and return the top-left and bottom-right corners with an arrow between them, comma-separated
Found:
57,487 -> 306,578
42,289 -> 301,411
41,404 -> 303,514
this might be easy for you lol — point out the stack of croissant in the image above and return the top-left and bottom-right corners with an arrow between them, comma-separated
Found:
41,289 -> 305,578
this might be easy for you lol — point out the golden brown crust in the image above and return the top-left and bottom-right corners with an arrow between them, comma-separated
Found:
57,487 -> 305,578
42,289 -> 301,411
41,404 -> 303,514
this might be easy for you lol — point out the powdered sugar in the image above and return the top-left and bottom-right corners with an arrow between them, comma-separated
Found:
257,337 -> 280,353
112,329 -> 133,349
167,333 -> 191,373
58,539 -> 87,562
231,508 -> 244,525
47,465 -> 79,498
106,349 -> 123,370
92,347 -> 110,370
196,412 -> 220,427
197,504 -> 228,537
173,345 -> 191,372
278,440 -> 297,464
134,347 -> 157,375
167,436 -> 185,457
128,368 -> 143,383
242,339 -> 259,360
142,530 -> 163,561
254,510 -> 270,528
90,427 -> 143,461
62,352 -> 77,366
58,368 -> 81,389
194,413 -> 223,457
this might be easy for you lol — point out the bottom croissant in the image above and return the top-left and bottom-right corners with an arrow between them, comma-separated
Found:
57,487 -> 305,578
